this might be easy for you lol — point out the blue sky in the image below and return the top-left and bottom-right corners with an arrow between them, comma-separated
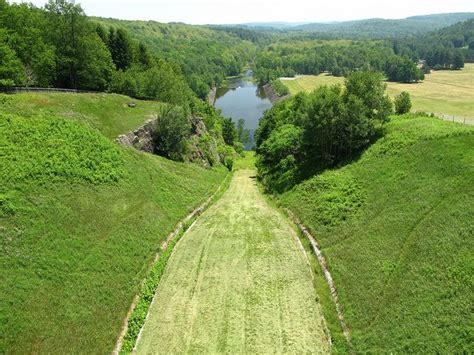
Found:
12,0 -> 474,25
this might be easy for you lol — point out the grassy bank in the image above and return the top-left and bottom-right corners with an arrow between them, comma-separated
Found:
0,92 -> 164,139
279,114 -> 473,352
280,64 -> 474,120
0,108 -> 227,353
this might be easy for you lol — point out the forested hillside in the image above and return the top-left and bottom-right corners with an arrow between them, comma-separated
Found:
292,13 -> 474,38
94,18 -> 257,99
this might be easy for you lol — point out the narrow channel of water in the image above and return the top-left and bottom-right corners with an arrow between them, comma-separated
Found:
214,69 -> 272,149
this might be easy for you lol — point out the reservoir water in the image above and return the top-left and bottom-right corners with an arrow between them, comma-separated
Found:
214,69 -> 272,149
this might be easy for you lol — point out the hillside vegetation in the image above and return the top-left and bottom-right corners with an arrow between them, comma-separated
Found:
94,17 -> 256,98
280,64 -> 474,120
293,13 -> 474,38
279,115 -> 473,352
0,106 -> 227,353
0,92 -> 164,139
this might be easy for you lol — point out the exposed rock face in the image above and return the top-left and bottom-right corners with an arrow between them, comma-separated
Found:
116,115 -> 220,168
187,116 -> 219,168
116,118 -> 157,153
263,83 -> 289,104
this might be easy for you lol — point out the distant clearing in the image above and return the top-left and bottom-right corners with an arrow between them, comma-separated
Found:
280,64 -> 474,122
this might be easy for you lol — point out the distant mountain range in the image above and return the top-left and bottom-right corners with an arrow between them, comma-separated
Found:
237,13 -> 474,37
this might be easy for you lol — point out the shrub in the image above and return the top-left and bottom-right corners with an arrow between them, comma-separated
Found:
154,105 -> 191,160
394,91 -> 412,115
270,79 -> 290,96
0,114 -> 124,185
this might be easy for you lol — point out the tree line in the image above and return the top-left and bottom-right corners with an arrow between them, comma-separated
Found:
254,19 -> 474,86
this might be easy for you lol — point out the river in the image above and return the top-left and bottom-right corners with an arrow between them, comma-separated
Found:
214,69 -> 272,149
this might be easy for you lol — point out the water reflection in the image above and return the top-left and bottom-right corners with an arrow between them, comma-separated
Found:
215,70 -> 272,150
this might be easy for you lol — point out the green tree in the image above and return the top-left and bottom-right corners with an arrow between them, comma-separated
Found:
110,28 -> 134,70
45,0 -> 87,88
142,62 -> 191,105
154,105 -> 191,160
222,118 -> 237,146
394,92 -> 412,115
452,52 -> 464,70
237,119 -> 251,145
77,34 -> 114,90
0,39 -> 26,86
344,71 -> 392,122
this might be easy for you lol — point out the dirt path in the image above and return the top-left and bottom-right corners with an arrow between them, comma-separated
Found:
135,170 -> 331,354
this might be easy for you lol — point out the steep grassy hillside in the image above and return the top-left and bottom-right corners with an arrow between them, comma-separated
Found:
0,93 -> 164,140
0,110 -> 227,353
280,115 -> 473,352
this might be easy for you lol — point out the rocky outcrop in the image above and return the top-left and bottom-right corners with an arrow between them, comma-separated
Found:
208,87 -> 217,106
116,117 -> 157,153
186,116 -> 220,168
116,115 -> 220,168
263,83 -> 289,104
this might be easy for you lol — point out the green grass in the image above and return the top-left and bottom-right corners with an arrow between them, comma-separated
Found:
280,74 -> 344,95
0,92 -> 164,139
0,110 -> 227,353
280,64 -> 474,121
135,170 -> 331,353
280,114 -> 474,352
233,151 -> 256,170
386,64 -> 474,120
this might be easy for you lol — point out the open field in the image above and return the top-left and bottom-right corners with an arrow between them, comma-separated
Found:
280,115 -> 474,352
0,100 -> 226,353
0,93 -> 164,139
280,64 -> 474,122
135,170 -> 331,353
281,74 -> 344,95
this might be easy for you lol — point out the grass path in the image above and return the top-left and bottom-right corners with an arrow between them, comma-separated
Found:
135,170 -> 330,353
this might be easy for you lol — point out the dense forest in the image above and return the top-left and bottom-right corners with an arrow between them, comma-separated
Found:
289,13 -> 474,38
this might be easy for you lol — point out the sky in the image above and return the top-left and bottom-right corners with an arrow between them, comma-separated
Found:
11,0 -> 474,25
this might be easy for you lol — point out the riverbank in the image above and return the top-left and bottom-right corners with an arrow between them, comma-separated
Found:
263,83 -> 289,104
207,87 -> 217,105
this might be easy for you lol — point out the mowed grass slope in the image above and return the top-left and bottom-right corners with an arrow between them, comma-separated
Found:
280,115 -> 473,352
281,64 -> 474,120
281,74 -> 344,95
0,109 -> 226,352
0,92 -> 164,139
136,170 -> 331,353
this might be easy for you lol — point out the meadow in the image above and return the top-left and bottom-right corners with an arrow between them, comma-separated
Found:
280,114 -> 474,352
0,95 -> 227,353
280,64 -> 474,122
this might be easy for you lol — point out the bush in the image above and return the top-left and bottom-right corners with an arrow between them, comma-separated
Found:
0,114 -> 124,185
270,79 -> 290,96
154,105 -> 191,160
394,92 -> 412,115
